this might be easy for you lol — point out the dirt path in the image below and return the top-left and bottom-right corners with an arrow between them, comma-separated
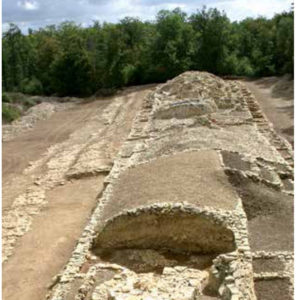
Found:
2,99 -> 110,211
2,85 -> 155,300
242,77 -> 294,146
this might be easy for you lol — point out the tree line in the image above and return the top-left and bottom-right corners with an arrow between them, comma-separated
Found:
2,7 -> 294,97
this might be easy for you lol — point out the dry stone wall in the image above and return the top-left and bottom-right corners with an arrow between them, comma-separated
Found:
48,72 -> 293,300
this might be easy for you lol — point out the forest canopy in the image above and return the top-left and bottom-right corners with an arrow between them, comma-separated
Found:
2,7 -> 294,97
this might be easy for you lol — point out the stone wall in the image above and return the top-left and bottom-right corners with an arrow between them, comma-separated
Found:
48,72 -> 293,300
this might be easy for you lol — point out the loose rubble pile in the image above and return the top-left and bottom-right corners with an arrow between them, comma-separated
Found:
47,72 -> 293,300
92,266 -> 210,300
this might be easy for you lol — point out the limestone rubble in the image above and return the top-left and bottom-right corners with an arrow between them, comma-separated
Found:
47,72 -> 294,300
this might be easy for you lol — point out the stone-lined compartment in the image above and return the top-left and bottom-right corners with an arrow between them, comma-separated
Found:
93,205 -> 236,254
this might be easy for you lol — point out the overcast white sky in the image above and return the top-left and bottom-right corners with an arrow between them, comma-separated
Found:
2,0 -> 292,32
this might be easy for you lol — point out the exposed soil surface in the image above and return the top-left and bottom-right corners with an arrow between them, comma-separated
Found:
252,257 -> 284,273
227,172 -> 294,251
3,177 -> 104,300
2,99 -> 110,210
97,248 -> 217,274
242,76 -> 294,146
102,150 -> 239,220
2,85 -> 155,300
254,278 -> 293,300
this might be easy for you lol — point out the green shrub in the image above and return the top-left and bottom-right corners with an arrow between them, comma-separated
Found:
24,97 -> 37,108
237,57 -> 255,76
122,64 -> 137,85
20,77 -> 43,95
223,54 -> 239,75
2,93 -> 12,103
6,92 -> 26,103
2,103 -> 20,122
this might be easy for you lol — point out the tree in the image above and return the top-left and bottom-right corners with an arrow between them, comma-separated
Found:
50,27 -> 94,96
2,8 -> 294,96
190,7 -> 232,75
237,17 -> 276,75
151,8 -> 195,81
274,12 -> 294,74
118,17 -> 148,85
2,24 -> 27,90
95,23 -> 125,89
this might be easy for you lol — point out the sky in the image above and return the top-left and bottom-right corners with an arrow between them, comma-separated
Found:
2,0 -> 292,32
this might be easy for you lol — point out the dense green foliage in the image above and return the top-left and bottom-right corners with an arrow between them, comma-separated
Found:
2,93 -> 12,103
2,92 -> 44,122
2,7 -> 294,97
2,102 -> 20,122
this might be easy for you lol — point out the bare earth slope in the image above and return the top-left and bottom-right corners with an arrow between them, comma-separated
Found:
2,85 -> 155,300
242,75 -> 294,147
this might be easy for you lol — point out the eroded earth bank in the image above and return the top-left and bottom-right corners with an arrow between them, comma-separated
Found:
2,73 -> 293,300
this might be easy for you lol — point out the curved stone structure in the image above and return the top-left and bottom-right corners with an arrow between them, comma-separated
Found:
94,204 -> 236,254
93,150 -> 239,257
48,72 -> 293,300
99,150 -> 239,218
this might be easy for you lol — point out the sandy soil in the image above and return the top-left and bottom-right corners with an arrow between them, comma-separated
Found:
2,85 -> 155,300
242,76 -> 294,146
103,150 -> 239,221
2,99 -> 110,211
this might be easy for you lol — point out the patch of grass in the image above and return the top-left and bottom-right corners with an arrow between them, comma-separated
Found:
24,97 -> 37,108
20,77 -> 44,95
2,103 -> 20,123
2,93 -> 12,103
5,92 -> 28,103
5,92 -> 39,109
